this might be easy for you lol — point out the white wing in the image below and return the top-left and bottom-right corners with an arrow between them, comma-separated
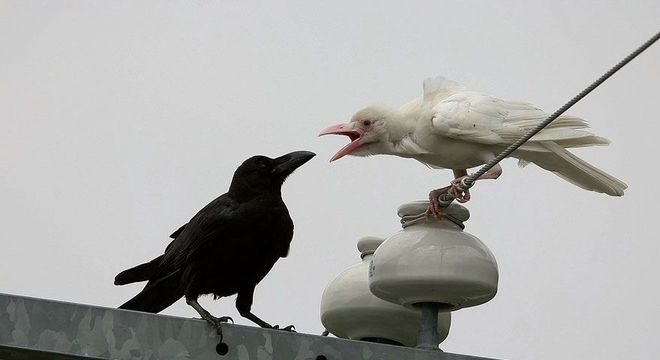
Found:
428,91 -> 625,195
430,91 -> 608,148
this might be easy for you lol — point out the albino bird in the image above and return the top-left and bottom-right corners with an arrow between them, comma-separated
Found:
320,76 -> 627,216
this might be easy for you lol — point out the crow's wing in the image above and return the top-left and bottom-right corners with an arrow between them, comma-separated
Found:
121,194 -> 240,308
156,194 -> 239,276
169,224 -> 187,239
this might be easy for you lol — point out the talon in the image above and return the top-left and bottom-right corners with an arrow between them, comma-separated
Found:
199,314 -> 232,338
218,316 -> 233,324
204,319 -> 223,337
443,164 -> 501,204
449,176 -> 471,203
427,185 -> 452,220
270,324 -> 296,332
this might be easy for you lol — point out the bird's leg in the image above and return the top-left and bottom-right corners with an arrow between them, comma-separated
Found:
186,297 -> 233,336
236,289 -> 296,332
427,184 -> 454,218
242,311 -> 295,331
449,164 -> 503,203
427,169 -> 469,219
428,165 -> 503,218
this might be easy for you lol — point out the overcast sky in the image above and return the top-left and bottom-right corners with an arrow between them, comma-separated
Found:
1,1 -> 659,359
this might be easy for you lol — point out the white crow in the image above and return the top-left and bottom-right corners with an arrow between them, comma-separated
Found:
320,76 -> 627,216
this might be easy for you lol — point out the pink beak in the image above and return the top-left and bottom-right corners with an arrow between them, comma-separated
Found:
319,123 -> 364,162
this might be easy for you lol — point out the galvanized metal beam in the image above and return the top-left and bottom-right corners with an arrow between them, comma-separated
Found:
0,293 -> 497,360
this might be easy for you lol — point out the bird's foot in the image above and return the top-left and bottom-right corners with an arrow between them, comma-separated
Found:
205,317 -> 232,355
448,177 -> 471,203
448,164 -> 502,203
186,297 -> 232,338
200,315 -> 233,336
216,316 -> 234,324
427,186 -> 453,219
271,324 -> 296,332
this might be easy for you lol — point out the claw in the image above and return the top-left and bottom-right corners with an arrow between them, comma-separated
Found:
427,185 -> 452,220
447,178 -> 470,203
218,316 -> 234,324
186,297 -> 232,338
431,164 -> 502,208
200,314 -> 232,337
272,324 -> 296,332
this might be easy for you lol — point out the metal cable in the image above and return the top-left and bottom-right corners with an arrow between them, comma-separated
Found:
455,30 -> 659,194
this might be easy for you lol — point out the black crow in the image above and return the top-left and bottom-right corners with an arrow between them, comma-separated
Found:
115,151 -> 315,332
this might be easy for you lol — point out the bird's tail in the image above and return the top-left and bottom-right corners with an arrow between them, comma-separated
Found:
515,141 -> 627,196
118,271 -> 183,313
114,255 -> 163,286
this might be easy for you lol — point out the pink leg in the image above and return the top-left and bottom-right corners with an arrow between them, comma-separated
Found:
449,164 -> 502,202
478,164 -> 503,180
427,169 -> 469,219
427,185 -> 453,219
427,165 -> 503,217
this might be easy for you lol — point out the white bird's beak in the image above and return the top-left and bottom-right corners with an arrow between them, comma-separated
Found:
319,123 -> 364,162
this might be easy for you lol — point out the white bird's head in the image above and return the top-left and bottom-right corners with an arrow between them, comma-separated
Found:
319,105 -> 398,161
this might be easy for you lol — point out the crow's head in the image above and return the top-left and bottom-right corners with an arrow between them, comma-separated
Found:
230,151 -> 315,194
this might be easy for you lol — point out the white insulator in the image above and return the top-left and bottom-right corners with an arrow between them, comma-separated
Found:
320,236 -> 451,347
369,202 -> 498,311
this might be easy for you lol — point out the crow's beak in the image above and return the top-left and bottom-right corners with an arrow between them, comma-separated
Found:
273,151 -> 316,178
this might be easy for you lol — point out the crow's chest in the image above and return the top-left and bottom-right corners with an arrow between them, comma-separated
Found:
209,208 -> 292,268
200,220 -> 292,295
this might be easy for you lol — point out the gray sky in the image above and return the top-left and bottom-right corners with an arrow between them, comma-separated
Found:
1,1 -> 658,359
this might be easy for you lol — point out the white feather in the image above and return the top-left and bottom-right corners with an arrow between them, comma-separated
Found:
364,76 -> 627,196
514,142 -> 626,196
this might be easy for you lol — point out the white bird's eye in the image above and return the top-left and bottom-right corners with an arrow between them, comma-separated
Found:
362,119 -> 372,127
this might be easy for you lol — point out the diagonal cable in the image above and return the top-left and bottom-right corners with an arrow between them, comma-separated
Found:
455,30 -> 659,194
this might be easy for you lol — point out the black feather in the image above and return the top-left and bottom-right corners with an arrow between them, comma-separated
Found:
169,224 -> 186,239
115,151 -> 315,328
114,255 -> 163,285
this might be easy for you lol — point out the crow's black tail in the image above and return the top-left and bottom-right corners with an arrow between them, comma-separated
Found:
114,255 -> 163,286
118,271 -> 182,313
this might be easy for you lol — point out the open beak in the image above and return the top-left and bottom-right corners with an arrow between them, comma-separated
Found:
319,123 -> 364,162
273,151 -> 316,178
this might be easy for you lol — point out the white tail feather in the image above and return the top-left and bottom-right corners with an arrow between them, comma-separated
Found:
515,142 -> 627,196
